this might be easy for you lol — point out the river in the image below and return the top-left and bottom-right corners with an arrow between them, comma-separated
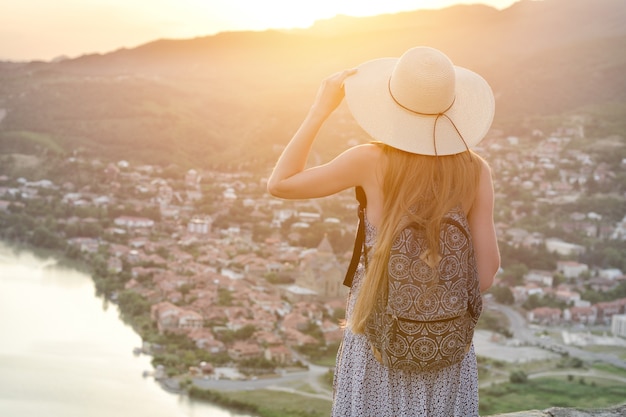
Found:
0,242 -> 253,417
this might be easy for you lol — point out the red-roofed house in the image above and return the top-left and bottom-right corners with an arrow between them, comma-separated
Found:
528,307 -> 561,324
595,298 -> 626,324
564,306 -> 597,324
228,341 -> 262,361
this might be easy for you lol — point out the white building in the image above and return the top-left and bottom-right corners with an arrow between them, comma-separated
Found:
557,261 -> 589,279
188,216 -> 212,234
599,268 -> 624,280
525,270 -> 554,287
610,215 -> 626,240
114,216 -> 155,228
546,239 -> 585,256
611,314 -> 626,338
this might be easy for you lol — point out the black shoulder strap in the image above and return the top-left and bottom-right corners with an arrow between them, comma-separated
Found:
343,186 -> 367,288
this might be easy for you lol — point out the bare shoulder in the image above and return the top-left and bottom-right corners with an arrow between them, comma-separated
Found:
473,152 -> 492,175
480,157 -> 495,194
473,153 -> 494,191
349,143 -> 385,184
348,143 -> 384,161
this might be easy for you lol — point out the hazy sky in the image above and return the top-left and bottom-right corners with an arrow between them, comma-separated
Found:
0,0 -> 519,62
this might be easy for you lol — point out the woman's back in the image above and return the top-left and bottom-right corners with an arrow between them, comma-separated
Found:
350,144 -> 485,334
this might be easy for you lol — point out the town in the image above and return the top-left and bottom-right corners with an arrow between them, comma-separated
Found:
0,116 -> 625,385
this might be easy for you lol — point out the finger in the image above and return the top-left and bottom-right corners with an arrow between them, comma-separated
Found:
341,68 -> 358,79
336,68 -> 358,86
328,68 -> 357,83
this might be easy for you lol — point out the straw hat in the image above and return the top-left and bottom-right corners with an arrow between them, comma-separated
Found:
344,46 -> 495,156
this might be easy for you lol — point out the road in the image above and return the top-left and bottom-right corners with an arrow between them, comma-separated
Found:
192,362 -> 333,400
492,303 -> 626,370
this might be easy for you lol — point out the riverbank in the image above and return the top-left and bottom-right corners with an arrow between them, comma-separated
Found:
154,362 -> 333,417
0,242 -> 251,417
1,239 -> 338,417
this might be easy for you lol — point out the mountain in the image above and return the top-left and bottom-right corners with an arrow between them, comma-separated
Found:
0,0 -> 625,171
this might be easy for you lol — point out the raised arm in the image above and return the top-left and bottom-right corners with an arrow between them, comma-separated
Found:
468,159 -> 501,292
267,69 -> 364,200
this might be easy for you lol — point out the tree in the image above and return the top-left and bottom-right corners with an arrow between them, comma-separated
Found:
30,225 -> 62,249
499,242 -> 556,271
552,272 -> 566,288
217,287 -> 233,306
117,290 -> 151,318
238,357 -> 275,373
509,370 -> 528,384
500,263 -> 528,286
489,285 -> 515,305
252,222 -> 273,243
179,283 -> 193,298
234,325 -> 256,341
522,293 -> 567,311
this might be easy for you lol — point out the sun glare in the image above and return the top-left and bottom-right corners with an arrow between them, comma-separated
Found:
185,0 -> 454,33
0,0 -> 518,61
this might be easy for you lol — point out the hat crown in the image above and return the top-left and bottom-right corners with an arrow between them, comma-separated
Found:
389,47 -> 456,115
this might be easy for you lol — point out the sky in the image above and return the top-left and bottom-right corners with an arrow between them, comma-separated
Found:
0,0 -> 519,62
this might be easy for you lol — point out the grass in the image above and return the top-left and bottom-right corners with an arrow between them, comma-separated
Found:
210,389 -> 332,417
591,362 -> 626,377
310,355 -> 337,367
290,382 -> 317,394
479,376 -> 626,415
193,373 -> 626,417
477,357 -> 564,386
6,131 -> 65,154
583,345 -> 626,360
191,361 -> 626,417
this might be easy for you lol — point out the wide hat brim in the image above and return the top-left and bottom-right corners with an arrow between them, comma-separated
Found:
344,56 -> 495,156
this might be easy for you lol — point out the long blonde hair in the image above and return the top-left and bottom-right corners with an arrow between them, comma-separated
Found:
349,143 -> 482,334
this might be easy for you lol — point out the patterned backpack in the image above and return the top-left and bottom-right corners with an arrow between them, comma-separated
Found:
343,187 -> 482,373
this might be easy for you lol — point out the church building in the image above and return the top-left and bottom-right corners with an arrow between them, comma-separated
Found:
296,234 -> 347,299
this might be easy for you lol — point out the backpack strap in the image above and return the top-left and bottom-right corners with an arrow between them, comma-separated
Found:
343,186 -> 367,288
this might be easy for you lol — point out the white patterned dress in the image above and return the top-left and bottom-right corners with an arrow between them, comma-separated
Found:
331,215 -> 480,417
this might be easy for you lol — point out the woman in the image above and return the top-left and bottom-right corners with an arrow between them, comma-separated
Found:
268,46 -> 500,417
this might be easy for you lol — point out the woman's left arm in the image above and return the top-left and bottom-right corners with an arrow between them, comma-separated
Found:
468,159 -> 501,292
